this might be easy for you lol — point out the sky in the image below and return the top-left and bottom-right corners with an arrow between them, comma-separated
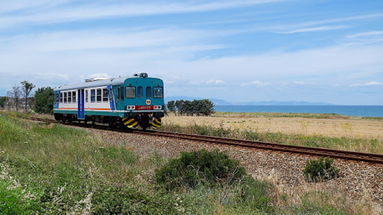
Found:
0,0 -> 382,105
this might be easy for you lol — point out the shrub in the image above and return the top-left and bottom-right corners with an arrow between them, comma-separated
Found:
155,150 -> 246,190
303,158 -> 339,182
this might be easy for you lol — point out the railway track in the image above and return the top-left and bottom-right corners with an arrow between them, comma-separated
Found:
29,116 -> 383,164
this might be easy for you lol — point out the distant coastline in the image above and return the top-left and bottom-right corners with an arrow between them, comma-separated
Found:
214,105 -> 383,117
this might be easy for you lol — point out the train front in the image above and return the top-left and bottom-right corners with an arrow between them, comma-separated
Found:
120,73 -> 164,130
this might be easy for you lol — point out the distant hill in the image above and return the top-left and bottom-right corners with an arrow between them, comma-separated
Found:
165,96 -> 332,106
236,101 -> 332,105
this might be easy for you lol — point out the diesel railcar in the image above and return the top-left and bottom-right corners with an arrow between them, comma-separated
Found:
53,73 -> 164,129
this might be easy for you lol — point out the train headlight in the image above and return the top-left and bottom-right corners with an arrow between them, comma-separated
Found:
127,105 -> 135,110
154,105 -> 162,110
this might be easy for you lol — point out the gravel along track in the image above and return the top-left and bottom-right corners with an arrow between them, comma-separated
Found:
83,127 -> 383,211
135,130 -> 383,164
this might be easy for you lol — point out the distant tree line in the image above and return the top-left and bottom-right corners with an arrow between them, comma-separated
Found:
167,99 -> 215,116
1,81 -> 53,114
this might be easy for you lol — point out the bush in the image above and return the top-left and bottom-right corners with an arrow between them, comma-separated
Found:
155,150 -> 246,190
303,158 -> 339,182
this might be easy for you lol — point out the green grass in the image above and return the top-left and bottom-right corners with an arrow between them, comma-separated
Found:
160,123 -> 383,154
0,112 -> 373,214
0,112 -> 163,214
0,179 -> 41,215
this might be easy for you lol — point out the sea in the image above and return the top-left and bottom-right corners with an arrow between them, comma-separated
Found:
214,105 -> 383,117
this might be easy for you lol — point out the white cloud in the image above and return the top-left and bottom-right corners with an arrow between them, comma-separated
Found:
87,73 -> 110,79
277,25 -> 348,34
351,81 -> 383,87
293,13 -> 383,28
2,38 -> 383,91
240,81 -> 269,87
346,31 -> 383,38
269,13 -> 383,36
291,81 -> 306,85
342,31 -> 383,46
0,0 -> 70,14
206,79 -> 225,85
0,0 -> 287,29
0,28 -> 217,53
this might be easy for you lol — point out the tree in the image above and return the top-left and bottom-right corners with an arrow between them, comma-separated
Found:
166,101 -> 176,112
7,87 -> 22,111
0,97 -> 7,109
199,99 -> 215,116
34,87 -> 54,114
21,81 -> 35,112
175,100 -> 184,115
171,99 -> 215,116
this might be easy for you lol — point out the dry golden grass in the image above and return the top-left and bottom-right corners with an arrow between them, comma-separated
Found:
164,113 -> 383,141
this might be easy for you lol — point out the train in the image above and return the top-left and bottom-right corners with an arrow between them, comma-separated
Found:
53,73 -> 164,130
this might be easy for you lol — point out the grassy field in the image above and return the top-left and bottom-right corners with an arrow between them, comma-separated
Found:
0,111 -> 375,214
163,113 -> 383,154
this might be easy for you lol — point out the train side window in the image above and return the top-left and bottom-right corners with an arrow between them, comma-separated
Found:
120,87 -> 124,98
85,90 -> 88,103
125,87 -> 135,98
91,89 -> 95,103
102,88 -> 108,102
137,86 -> 143,98
117,88 -> 121,100
68,92 -> 72,103
64,92 -> 67,103
60,93 -> 63,103
146,87 -> 152,98
97,89 -> 102,102
153,87 -> 163,98
72,91 -> 76,103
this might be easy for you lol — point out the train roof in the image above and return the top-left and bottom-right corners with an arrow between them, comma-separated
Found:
55,74 -> 161,91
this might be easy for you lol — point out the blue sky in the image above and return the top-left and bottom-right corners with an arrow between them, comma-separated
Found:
0,0 -> 382,104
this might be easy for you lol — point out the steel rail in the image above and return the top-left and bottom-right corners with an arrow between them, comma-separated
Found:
135,130 -> 383,164
28,116 -> 383,164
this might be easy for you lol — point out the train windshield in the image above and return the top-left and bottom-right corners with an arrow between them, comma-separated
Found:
153,87 -> 163,98
126,87 -> 136,98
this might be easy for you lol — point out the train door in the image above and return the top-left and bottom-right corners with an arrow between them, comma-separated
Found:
115,85 -> 125,110
77,89 -> 85,120
53,91 -> 60,110
107,85 -> 115,111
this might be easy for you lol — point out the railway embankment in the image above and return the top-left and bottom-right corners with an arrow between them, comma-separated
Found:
1,111 -> 382,214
